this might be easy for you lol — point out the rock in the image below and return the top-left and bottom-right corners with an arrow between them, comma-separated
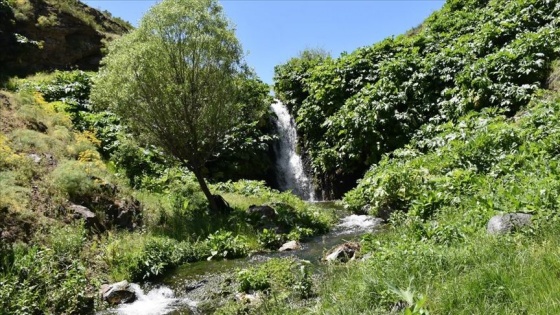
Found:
487,213 -> 533,235
184,280 -> 207,293
68,204 -> 104,232
235,292 -> 261,304
324,242 -> 361,263
247,205 -> 277,221
248,254 -> 271,263
100,280 -> 137,305
26,120 -> 47,133
116,209 -> 133,230
27,154 -> 42,163
278,240 -> 301,252
107,198 -> 142,231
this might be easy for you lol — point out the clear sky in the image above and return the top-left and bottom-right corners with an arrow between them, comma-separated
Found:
83,0 -> 445,84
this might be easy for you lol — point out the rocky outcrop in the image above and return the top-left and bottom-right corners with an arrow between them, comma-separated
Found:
68,203 -> 104,232
100,280 -> 137,305
487,213 -> 533,234
1,0 -> 130,76
324,242 -> 360,263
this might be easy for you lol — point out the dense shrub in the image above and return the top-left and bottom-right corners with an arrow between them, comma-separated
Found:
345,92 -> 560,236
103,234 -> 208,282
0,225 -> 94,315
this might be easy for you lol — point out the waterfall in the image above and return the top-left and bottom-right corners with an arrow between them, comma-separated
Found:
271,100 -> 316,201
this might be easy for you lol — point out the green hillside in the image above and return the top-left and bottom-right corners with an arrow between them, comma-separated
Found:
274,0 -> 560,199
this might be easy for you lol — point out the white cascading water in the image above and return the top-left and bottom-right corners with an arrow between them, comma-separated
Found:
271,100 -> 316,201
107,284 -> 197,315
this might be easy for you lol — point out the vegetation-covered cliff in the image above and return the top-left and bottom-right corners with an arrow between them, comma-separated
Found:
0,0 -> 131,78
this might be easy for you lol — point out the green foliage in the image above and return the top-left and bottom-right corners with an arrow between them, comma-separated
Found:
103,234 -> 208,282
0,171 -> 30,212
387,283 -> 430,315
345,93 -> 560,235
0,225 -> 93,315
274,0 -> 560,197
236,258 -> 309,296
257,228 -> 284,249
91,0 -> 248,212
207,74 -> 276,182
35,70 -> 93,126
206,230 -> 249,260
49,160 -> 99,201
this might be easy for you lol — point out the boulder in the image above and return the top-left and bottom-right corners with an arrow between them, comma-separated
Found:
27,154 -> 42,163
247,205 -> 277,221
1,0 -> 130,76
100,280 -> 137,305
487,213 -> 533,235
68,204 -> 104,232
324,242 -> 360,263
106,198 -> 142,231
278,240 -> 301,252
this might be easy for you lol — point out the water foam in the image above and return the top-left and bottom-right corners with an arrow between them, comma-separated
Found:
113,284 -> 197,315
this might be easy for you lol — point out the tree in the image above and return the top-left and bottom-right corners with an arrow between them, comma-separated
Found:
91,0 -> 245,212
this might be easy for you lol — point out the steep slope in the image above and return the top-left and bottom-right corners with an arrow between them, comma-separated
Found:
0,0 -> 131,77
274,0 -> 560,199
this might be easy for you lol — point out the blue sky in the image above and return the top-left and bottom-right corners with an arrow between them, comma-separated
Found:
84,0 -> 445,84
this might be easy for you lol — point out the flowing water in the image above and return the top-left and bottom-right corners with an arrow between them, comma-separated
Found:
102,203 -> 383,315
271,100 -> 316,201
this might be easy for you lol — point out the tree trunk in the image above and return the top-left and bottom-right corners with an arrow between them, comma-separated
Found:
192,167 -> 218,213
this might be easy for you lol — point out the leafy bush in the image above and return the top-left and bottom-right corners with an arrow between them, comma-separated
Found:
257,228 -> 284,250
0,226 -> 94,315
49,160 -> 104,202
236,258 -> 312,298
206,230 -> 249,260
103,234 -> 208,282
345,93 -> 560,231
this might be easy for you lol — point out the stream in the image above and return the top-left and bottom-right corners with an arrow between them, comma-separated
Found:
102,202 -> 383,315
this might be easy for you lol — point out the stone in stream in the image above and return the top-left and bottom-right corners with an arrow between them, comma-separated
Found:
324,242 -> 361,263
487,213 -> 533,235
100,280 -> 137,305
278,240 -> 301,252
184,279 -> 208,293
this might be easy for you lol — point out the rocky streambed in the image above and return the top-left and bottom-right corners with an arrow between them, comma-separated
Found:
100,203 -> 384,315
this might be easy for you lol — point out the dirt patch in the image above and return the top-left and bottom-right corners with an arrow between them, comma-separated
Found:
0,207 -> 36,243
547,61 -> 560,92
0,91 -> 25,133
